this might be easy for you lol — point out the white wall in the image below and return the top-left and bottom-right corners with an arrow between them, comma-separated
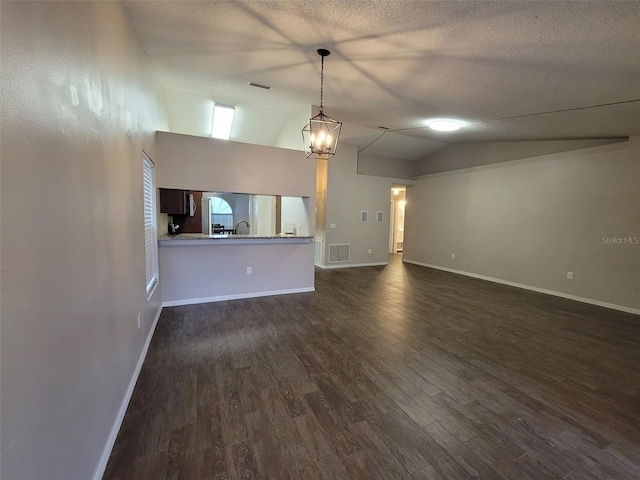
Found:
281,196 -> 310,235
1,2 -> 167,479
155,132 -> 316,303
255,195 -> 276,236
274,105 -> 312,151
163,87 -> 292,147
164,87 -> 215,138
403,139 -> 640,312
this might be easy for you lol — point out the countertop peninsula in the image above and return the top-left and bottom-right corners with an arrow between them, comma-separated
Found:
158,233 -> 313,245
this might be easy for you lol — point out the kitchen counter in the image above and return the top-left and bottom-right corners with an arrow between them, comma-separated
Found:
158,233 -> 313,245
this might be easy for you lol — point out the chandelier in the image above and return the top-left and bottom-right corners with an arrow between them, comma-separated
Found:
302,49 -> 342,159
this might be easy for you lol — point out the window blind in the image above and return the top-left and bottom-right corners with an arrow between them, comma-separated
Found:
143,155 -> 159,295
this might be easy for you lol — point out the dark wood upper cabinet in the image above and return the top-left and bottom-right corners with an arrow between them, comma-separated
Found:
180,191 -> 203,233
159,188 -> 188,215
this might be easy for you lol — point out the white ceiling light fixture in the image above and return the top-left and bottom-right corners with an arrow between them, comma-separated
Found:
428,119 -> 464,132
211,104 -> 235,140
302,49 -> 342,159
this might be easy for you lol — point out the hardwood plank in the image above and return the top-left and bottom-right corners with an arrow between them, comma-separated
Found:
465,434 -> 533,480
370,373 -> 436,428
277,380 -> 311,418
195,403 -> 226,476
244,401 -> 295,479
219,383 -> 247,446
342,450 -> 387,480
260,386 -> 303,451
370,408 -> 431,473
304,390 -> 361,458
514,453 -> 562,480
554,428 -> 639,480
410,464 -> 445,480
225,440 -> 258,480
347,420 -> 412,480
282,443 -> 323,480
294,413 -> 351,480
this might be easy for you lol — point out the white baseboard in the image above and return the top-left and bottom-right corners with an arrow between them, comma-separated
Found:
316,261 -> 389,270
162,287 -> 315,307
93,304 -> 163,480
403,260 -> 640,315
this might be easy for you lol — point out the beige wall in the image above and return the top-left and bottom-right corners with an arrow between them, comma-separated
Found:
155,131 -> 315,198
1,2 -> 167,479
322,144 -> 398,266
414,138 -> 626,176
358,152 -> 418,179
404,139 -> 640,311
160,242 -> 314,304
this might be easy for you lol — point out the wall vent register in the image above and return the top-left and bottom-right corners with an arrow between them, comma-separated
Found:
315,239 -> 323,263
329,244 -> 350,263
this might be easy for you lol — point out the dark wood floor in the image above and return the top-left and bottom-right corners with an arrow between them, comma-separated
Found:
104,254 -> 640,479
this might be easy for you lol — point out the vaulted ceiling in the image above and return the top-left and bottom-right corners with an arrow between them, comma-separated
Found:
123,0 -> 640,161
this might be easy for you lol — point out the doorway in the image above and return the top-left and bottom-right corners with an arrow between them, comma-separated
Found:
389,187 -> 406,254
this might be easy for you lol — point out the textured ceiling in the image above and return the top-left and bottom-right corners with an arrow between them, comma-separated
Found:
123,0 -> 640,160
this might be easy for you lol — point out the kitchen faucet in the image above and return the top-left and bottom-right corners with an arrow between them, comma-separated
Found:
234,220 -> 250,234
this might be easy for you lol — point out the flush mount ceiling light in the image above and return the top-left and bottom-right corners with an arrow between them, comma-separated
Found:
211,104 -> 235,140
428,119 -> 464,132
302,49 -> 342,159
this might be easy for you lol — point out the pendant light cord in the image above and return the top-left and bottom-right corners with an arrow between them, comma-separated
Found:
319,55 -> 324,112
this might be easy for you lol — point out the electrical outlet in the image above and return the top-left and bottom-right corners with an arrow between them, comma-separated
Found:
566,272 -> 573,280
137,313 -> 142,329
451,254 -> 456,260
247,267 -> 252,275
368,249 -> 372,254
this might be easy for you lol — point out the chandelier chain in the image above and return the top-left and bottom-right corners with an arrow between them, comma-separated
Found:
320,55 -> 324,111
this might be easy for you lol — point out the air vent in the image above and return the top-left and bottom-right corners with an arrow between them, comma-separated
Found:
248,82 -> 272,90
329,244 -> 350,263
315,239 -> 323,263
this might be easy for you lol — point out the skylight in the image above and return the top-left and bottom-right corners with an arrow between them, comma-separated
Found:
211,104 -> 235,140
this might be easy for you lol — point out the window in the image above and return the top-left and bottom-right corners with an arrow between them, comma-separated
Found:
143,154 -> 159,295
211,197 -> 233,230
